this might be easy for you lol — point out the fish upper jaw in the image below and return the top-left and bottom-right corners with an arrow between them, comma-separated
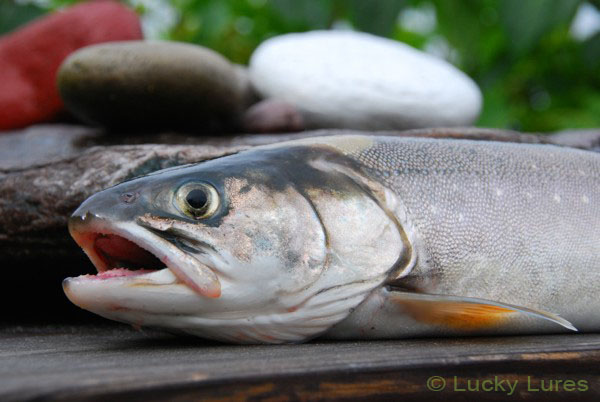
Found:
66,212 -> 221,298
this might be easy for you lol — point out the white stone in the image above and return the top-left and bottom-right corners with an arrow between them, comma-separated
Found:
249,30 -> 482,130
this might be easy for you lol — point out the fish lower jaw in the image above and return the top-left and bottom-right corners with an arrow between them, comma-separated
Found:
62,268 -> 183,316
64,266 -> 177,288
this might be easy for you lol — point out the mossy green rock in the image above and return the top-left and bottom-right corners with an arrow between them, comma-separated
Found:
58,41 -> 250,132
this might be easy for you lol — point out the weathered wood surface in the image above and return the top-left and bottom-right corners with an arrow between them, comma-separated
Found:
0,325 -> 598,401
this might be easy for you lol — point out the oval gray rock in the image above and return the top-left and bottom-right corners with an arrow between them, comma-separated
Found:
249,30 -> 483,131
58,40 -> 251,132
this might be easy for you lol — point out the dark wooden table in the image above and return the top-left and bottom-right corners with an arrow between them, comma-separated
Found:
1,325 -> 598,401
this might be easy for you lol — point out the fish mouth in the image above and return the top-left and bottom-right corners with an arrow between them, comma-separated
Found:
66,213 -> 221,298
73,232 -> 164,279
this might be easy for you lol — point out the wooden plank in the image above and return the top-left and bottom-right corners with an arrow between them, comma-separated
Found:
1,325 -> 598,401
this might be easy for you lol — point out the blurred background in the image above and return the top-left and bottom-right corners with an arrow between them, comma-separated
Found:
2,0 -> 600,132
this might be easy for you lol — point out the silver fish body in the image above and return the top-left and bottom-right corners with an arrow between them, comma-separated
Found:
64,136 -> 600,343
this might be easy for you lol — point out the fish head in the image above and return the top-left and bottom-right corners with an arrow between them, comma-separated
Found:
64,139 -> 406,342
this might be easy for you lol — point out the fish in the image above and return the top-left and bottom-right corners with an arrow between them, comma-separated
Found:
64,135 -> 600,343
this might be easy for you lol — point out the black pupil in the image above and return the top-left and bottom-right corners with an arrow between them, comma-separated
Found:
186,189 -> 208,210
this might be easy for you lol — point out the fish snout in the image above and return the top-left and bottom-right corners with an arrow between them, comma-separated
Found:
69,210 -> 100,225
71,186 -> 145,225
68,211 -> 104,243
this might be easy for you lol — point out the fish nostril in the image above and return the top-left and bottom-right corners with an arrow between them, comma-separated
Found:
120,192 -> 139,204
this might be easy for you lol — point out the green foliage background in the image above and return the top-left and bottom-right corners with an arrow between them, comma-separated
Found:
2,0 -> 600,132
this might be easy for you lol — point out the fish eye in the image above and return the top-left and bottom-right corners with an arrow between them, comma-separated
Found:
175,182 -> 219,219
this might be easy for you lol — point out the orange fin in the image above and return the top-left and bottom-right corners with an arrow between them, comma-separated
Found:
389,291 -> 576,331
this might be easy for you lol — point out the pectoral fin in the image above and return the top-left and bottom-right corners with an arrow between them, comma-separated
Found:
388,289 -> 577,332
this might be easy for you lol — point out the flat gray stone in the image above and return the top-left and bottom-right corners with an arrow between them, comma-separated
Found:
0,124 -> 100,171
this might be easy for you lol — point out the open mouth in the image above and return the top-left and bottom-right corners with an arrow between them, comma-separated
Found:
68,215 -> 221,297
88,233 -> 165,279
